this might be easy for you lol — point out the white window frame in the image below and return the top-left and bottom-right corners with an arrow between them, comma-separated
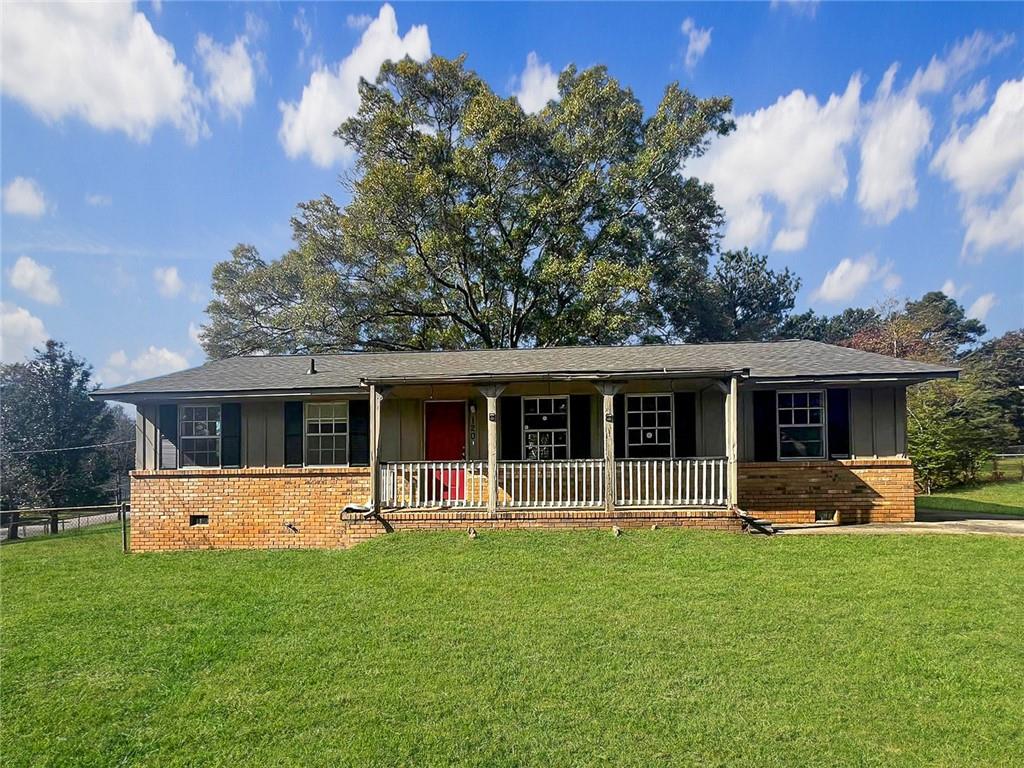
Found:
624,393 -> 674,458
521,395 -> 570,461
304,401 -> 350,467
178,404 -> 222,468
776,390 -> 827,461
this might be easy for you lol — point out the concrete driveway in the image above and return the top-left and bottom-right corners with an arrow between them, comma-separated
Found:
778,510 -> 1024,537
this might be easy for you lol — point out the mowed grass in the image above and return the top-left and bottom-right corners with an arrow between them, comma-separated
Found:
3,527 -> 1023,767
917,480 -> 1024,516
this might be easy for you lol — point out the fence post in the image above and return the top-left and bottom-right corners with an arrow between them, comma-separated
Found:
121,503 -> 129,553
7,511 -> 19,541
49,511 -> 59,535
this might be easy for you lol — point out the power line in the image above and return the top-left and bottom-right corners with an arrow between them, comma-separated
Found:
7,440 -> 133,456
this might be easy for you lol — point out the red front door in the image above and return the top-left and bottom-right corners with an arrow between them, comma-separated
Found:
424,401 -> 466,501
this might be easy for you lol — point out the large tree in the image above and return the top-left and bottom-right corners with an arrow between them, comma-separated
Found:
0,342 -> 119,510
202,55 -> 762,356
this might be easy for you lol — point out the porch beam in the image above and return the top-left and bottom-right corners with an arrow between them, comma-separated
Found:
594,382 -> 622,513
726,375 -> 739,507
478,384 -> 507,514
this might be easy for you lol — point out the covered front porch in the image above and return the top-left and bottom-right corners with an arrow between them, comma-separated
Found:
365,372 -> 742,515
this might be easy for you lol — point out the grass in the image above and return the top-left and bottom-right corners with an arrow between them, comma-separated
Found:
3,528 -> 1023,767
916,480 -> 1024,516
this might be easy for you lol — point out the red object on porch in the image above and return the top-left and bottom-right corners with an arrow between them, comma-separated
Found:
424,401 -> 466,501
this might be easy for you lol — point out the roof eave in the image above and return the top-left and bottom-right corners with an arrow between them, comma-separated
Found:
360,367 -> 752,387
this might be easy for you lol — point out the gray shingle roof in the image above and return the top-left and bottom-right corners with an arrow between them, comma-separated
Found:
93,340 -> 958,400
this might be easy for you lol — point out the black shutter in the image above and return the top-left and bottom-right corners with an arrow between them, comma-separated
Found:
349,399 -> 370,466
221,403 -> 241,468
613,394 -> 625,458
284,401 -> 303,467
752,390 -> 777,462
827,388 -> 851,459
499,396 -> 522,460
159,404 -> 178,469
673,392 -> 697,458
569,394 -> 591,459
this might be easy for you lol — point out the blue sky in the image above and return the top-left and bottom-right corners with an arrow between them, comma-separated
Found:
2,1 -> 1022,387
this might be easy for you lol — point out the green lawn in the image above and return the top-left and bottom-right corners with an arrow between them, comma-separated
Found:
3,528 -> 1023,767
916,480 -> 1024,516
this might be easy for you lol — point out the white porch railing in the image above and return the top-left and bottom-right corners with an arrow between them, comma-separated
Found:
379,458 -> 728,510
380,461 -> 486,509
497,460 -> 605,508
615,458 -> 728,507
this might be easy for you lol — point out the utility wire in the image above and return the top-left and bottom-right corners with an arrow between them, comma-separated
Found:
7,440 -> 133,455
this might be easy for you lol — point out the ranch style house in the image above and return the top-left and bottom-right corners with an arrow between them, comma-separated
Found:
93,340 -> 957,551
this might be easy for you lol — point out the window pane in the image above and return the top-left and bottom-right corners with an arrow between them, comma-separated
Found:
793,392 -> 807,407
524,399 -> 537,414
628,412 -> 641,427
808,392 -> 822,407
778,393 -> 792,408
778,410 -> 793,425
808,408 -> 822,424
657,396 -> 670,411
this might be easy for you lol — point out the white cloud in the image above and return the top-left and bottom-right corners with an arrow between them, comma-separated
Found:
188,321 -> 203,346
856,65 -> 934,224
99,346 -> 189,386
1,3 -> 204,142
812,253 -> 900,303
513,52 -> 560,114
2,177 -> 48,217
688,76 -> 862,251
953,79 -> 989,119
680,18 -> 712,74
154,266 -> 185,298
967,292 -> 997,322
770,0 -> 820,17
8,256 -> 61,305
0,302 -> 48,363
85,193 -> 112,207
294,7 -> 314,66
940,279 -> 969,299
931,78 -> 1024,259
196,32 -> 258,122
857,32 -> 1014,225
347,13 -> 373,30
279,4 -> 430,168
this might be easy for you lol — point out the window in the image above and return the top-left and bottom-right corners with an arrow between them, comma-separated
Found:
777,391 -> 825,459
626,394 -> 673,458
305,402 -> 348,465
179,405 -> 221,467
522,396 -> 568,460
189,514 -> 209,527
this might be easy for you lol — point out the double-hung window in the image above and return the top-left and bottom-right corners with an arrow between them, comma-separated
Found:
626,394 -> 672,458
179,405 -> 221,467
777,391 -> 825,459
305,402 -> 348,465
522,396 -> 568,460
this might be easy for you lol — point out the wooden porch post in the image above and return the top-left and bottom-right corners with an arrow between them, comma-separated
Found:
595,382 -> 622,513
368,384 -> 385,514
726,375 -> 739,507
479,384 -> 506,514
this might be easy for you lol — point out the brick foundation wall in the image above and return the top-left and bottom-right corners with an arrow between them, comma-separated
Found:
737,458 -> 915,525
129,468 -> 739,551
129,468 -> 371,552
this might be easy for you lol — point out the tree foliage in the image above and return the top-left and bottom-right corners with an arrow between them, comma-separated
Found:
202,55 -> 811,356
840,293 -> 1015,491
0,341 -> 122,510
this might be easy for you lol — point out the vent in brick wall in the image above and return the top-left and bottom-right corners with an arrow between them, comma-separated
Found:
189,515 -> 209,527
815,510 -> 837,522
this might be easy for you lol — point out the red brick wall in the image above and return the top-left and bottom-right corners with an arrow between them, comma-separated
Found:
737,459 -> 915,524
129,468 -> 739,551
129,468 -> 371,552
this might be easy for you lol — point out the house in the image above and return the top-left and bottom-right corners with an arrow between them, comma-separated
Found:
93,340 -> 957,551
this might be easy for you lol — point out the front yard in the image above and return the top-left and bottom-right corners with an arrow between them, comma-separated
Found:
2,526 -> 1022,767
916,479 -> 1024,516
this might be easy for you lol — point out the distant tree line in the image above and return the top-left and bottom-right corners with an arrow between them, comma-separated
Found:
0,341 -> 134,511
